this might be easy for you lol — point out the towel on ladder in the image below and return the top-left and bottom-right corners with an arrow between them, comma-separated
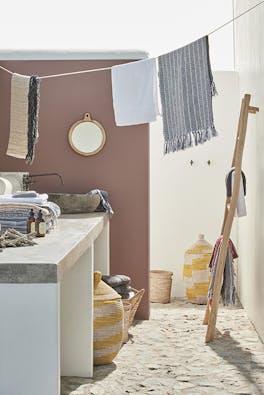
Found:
158,36 -> 217,154
7,73 -> 40,163
226,168 -> 247,217
208,237 -> 238,305
111,58 -> 159,126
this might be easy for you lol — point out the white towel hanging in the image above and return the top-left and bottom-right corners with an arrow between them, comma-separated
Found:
111,58 -> 159,126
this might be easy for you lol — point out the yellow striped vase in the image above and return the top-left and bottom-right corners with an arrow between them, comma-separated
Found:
93,271 -> 124,365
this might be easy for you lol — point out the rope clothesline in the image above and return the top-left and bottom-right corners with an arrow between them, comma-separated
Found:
0,0 -> 263,80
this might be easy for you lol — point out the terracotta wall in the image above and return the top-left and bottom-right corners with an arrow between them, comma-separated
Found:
0,59 -> 149,319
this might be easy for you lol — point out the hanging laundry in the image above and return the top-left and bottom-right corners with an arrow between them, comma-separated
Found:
111,58 -> 159,126
226,168 -> 247,217
7,73 -> 40,163
208,237 -> 238,305
158,36 -> 217,153
26,75 -> 40,163
7,73 -> 31,159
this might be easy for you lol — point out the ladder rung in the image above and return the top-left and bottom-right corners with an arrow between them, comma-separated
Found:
249,106 -> 259,113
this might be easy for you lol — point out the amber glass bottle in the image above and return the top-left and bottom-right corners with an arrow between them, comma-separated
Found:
36,210 -> 46,237
27,209 -> 36,234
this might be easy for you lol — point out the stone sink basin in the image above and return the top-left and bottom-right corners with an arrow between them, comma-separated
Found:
48,193 -> 100,214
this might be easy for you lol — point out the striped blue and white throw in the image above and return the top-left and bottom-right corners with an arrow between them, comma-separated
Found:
158,36 -> 217,153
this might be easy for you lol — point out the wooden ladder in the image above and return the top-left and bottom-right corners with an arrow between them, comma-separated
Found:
203,93 -> 259,343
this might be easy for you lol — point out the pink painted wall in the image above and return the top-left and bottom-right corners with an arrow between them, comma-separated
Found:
0,59 -> 149,319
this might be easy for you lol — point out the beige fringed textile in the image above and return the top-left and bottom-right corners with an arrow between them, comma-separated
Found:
7,73 -> 40,163
7,73 -> 30,159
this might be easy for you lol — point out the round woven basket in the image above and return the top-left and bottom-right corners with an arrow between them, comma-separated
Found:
122,301 -> 131,343
93,272 -> 124,365
122,288 -> 145,343
150,270 -> 173,303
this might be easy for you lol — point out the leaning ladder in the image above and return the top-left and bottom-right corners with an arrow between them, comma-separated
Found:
203,93 -> 259,343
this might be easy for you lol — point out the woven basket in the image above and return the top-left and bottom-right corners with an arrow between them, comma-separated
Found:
122,302 -> 131,343
122,288 -> 145,343
150,270 -> 173,303
183,234 -> 212,304
93,272 -> 124,365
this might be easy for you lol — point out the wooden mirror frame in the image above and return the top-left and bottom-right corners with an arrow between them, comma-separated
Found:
68,113 -> 106,156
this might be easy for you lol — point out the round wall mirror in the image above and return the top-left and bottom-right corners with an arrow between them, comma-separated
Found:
68,113 -> 106,156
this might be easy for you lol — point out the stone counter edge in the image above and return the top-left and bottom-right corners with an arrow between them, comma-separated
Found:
0,213 -> 109,284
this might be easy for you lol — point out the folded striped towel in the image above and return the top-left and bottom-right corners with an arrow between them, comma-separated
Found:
0,193 -> 48,205
12,191 -> 38,198
158,36 -> 217,153
102,274 -> 131,288
0,202 -> 60,234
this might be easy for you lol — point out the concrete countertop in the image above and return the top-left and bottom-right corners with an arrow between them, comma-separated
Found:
0,213 -> 108,284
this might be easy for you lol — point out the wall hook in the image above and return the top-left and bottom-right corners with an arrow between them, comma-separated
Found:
190,160 -> 194,166
207,160 -> 211,166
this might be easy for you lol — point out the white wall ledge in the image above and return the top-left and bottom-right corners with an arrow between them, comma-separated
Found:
0,49 -> 148,60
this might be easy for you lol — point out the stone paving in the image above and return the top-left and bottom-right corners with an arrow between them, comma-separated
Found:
61,299 -> 264,395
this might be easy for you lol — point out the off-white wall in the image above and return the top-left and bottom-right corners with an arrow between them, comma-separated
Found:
235,0 -> 264,341
150,71 -> 240,297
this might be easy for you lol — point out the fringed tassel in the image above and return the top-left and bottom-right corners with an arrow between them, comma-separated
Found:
164,125 -> 218,154
26,76 -> 40,164
205,35 -> 218,97
211,81 -> 218,97
164,134 -> 193,154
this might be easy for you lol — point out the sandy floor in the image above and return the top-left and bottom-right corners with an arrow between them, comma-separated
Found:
61,299 -> 264,395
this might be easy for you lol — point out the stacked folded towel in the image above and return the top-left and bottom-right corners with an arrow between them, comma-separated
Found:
41,201 -> 61,220
0,191 -> 48,205
0,203 -> 60,234
102,274 -> 135,299
0,192 -> 61,234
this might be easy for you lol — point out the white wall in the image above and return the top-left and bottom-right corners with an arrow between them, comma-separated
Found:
150,71 -> 240,297
235,0 -> 264,341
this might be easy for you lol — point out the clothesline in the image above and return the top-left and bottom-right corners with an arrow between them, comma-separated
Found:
0,0 -> 263,80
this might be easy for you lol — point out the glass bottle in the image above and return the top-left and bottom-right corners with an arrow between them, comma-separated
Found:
27,209 -> 36,234
36,210 -> 46,237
